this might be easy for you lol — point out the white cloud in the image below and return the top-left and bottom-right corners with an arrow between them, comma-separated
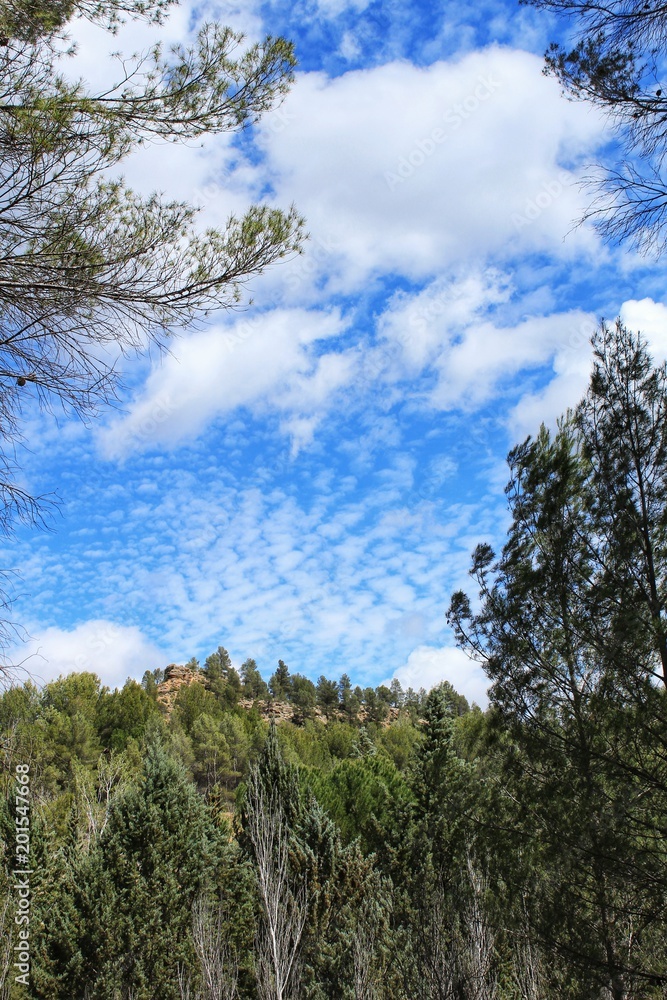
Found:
99,308 -> 349,456
66,2 -> 281,235
375,275 -> 596,420
510,297 -> 667,438
378,269 -> 511,370
431,310 -> 595,411
11,621 -> 165,691
620,298 -> 667,361
254,47 -> 607,294
391,643 -> 490,706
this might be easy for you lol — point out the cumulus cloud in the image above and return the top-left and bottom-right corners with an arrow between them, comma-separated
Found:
391,643 -> 490,706
99,308 -> 349,457
620,298 -> 667,361
511,298 -> 667,438
254,47 -> 607,294
11,621 -> 165,691
375,275 -> 596,420
378,269 -> 511,371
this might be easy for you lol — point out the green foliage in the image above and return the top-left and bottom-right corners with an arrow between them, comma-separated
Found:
32,738 -> 228,999
363,686 -> 389,724
190,713 -> 232,791
141,667 -> 164,700
173,680 -> 222,736
36,673 -> 104,790
269,658 -> 291,700
310,752 -> 413,858
290,673 -> 317,720
377,714 -> 421,771
96,678 -> 160,751
448,321 -> 667,996
338,673 -> 360,722
316,675 -> 340,718
240,657 -> 269,700
203,647 -> 243,710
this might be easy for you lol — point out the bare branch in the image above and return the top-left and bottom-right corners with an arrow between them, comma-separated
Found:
246,775 -> 308,1000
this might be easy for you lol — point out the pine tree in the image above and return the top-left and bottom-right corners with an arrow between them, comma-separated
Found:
34,739 -> 228,999
270,660 -> 292,702
447,321 -> 667,997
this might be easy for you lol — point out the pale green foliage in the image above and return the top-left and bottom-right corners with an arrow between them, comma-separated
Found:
0,2 -> 176,42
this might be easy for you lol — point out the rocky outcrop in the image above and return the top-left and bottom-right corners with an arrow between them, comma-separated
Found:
156,663 -> 205,715
155,664 -> 401,727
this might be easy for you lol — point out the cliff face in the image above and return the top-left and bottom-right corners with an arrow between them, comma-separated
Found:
155,663 -> 401,726
156,663 -> 206,715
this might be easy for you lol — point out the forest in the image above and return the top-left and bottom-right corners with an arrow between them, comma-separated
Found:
1,321 -> 666,999
1,0 -> 667,997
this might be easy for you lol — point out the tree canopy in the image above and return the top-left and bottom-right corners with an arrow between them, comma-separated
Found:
524,0 -> 667,252
0,0 -> 303,543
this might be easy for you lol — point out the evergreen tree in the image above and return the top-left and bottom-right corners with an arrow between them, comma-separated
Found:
96,678 -> 160,751
270,659 -> 292,701
241,658 -> 270,700
523,0 -> 667,253
290,674 -> 317,721
205,647 -> 233,683
33,739 -> 228,999
448,322 -> 667,997
316,675 -> 340,718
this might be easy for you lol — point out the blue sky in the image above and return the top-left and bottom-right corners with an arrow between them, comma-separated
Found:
3,0 -> 667,704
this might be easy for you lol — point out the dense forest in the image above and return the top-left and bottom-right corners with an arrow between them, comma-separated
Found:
1,321 -> 666,999
2,0 -> 667,997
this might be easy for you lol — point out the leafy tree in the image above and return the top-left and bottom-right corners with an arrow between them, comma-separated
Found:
204,646 -> 242,709
316,675 -> 340,718
323,721 -> 358,761
216,666 -> 243,710
0,1 -> 175,42
36,672 -> 105,790
389,678 -> 404,708
290,673 -> 317,721
141,667 -> 164,700
96,678 -> 160,751
239,725 -> 308,998
377,715 -> 421,771
32,738 -> 228,999
403,686 -> 427,722
204,646 -> 232,683
311,752 -> 413,858
174,681 -> 222,736
218,712 -> 252,785
339,674 -> 361,722
191,713 -> 232,793
241,724 -> 388,1000
363,687 -> 388,724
